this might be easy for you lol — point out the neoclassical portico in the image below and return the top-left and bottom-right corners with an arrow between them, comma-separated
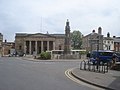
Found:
24,40 -> 55,54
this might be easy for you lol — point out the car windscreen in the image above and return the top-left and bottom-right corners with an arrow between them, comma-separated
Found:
99,52 -> 113,56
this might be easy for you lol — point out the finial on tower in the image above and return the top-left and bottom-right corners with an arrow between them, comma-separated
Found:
67,19 -> 69,22
66,19 -> 69,26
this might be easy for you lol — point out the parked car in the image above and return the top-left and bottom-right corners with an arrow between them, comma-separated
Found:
115,52 -> 120,62
9,49 -> 17,57
90,50 -> 114,63
17,51 -> 24,57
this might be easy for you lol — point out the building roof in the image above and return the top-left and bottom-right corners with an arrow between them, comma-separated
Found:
103,37 -> 114,40
16,33 -> 65,38
50,34 -> 65,38
113,37 -> 120,42
83,32 -> 103,38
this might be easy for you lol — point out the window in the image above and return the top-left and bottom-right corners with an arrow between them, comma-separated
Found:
19,45 -> 22,50
111,41 -> 113,44
99,52 -> 113,56
108,41 -> 110,44
104,40 -> 106,43
109,46 -> 111,50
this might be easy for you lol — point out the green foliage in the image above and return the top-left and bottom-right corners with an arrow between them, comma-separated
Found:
40,52 -> 51,60
71,30 -> 83,49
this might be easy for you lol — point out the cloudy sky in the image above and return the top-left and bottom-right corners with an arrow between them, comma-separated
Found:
0,0 -> 120,41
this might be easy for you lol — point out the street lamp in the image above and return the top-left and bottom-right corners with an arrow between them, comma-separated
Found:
97,36 -> 99,52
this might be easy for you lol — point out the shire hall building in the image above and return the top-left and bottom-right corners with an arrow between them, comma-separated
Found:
15,33 -> 65,55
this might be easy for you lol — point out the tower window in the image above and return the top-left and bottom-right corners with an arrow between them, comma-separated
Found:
19,45 -> 22,50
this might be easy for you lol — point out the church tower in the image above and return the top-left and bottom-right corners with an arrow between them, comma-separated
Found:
64,19 -> 71,54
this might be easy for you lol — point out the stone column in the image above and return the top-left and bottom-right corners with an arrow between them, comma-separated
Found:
29,41 -> 31,55
24,41 -> 26,54
47,41 -> 49,51
41,41 -> 43,52
53,41 -> 55,50
35,41 -> 37,54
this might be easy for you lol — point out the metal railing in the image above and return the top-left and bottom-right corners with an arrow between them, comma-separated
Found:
80,60 -> 109,73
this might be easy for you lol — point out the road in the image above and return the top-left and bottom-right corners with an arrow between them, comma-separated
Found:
0,57 -> 96,90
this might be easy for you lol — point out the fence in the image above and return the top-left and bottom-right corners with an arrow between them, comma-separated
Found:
80,60 -> 109,73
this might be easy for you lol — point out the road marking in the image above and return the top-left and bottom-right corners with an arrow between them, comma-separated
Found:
65,68 -> 105,90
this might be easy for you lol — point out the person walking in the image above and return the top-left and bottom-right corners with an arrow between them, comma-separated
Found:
111,53 -> 117,69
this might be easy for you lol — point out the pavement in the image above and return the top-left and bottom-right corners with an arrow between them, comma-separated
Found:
71,68 -> 120,90
21,56 -> 120,90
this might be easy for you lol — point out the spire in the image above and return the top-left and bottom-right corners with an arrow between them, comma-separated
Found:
64,19 -> 71,54
98,27 -> 102,35
66,19 -> 69,26
65,19 -> 70,31
107,32 -> 110,37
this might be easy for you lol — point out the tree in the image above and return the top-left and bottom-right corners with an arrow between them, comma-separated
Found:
71,30 -> 83,49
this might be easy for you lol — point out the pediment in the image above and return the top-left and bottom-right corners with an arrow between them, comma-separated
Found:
27,33 -> 54,38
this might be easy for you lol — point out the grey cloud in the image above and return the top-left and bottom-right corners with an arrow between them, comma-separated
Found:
0,0 -> 120,41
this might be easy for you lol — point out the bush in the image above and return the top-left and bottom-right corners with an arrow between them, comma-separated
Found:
40,52 -> 51,60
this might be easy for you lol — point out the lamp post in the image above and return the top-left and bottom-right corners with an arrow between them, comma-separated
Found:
96,36 -> 100,60
96,36 -> 100,70
97,36 -> 99,51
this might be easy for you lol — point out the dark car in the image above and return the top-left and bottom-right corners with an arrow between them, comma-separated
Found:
90,50 -> 114,63
115,53 -> 120,62
17,51 -> 24,57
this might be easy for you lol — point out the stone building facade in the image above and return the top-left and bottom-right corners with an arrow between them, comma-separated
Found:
0,33 -> 3,56
15,33 -> 65,55
113,36 -> 120,52
2,40 -> 15,56
103,32 -> 114,51
64,19 -> 71,54
82,27 -> 103,52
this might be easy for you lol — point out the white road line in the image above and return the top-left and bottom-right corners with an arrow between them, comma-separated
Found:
65,68 -> 105,90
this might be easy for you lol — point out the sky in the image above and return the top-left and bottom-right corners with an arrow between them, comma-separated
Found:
0,0 -> 120,42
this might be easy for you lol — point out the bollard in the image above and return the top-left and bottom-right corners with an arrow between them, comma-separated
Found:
80,61 -> 83,70
101,62 -> 104,72
106,62 -> 109,72
103,63 -> 106,73
88,61 -> 90,70
80,60 -> 109,73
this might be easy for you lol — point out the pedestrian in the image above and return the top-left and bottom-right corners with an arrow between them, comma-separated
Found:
96,57 -> 100,70
111,53 -> 117,68
86,52 -> 91,60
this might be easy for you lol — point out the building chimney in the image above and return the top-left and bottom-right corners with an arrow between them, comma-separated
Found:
113,36 -> 116,38
107,32 -> 110,37
5,39 -> 7,43
98,27 -> 102,35
92,30 -> 95,33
